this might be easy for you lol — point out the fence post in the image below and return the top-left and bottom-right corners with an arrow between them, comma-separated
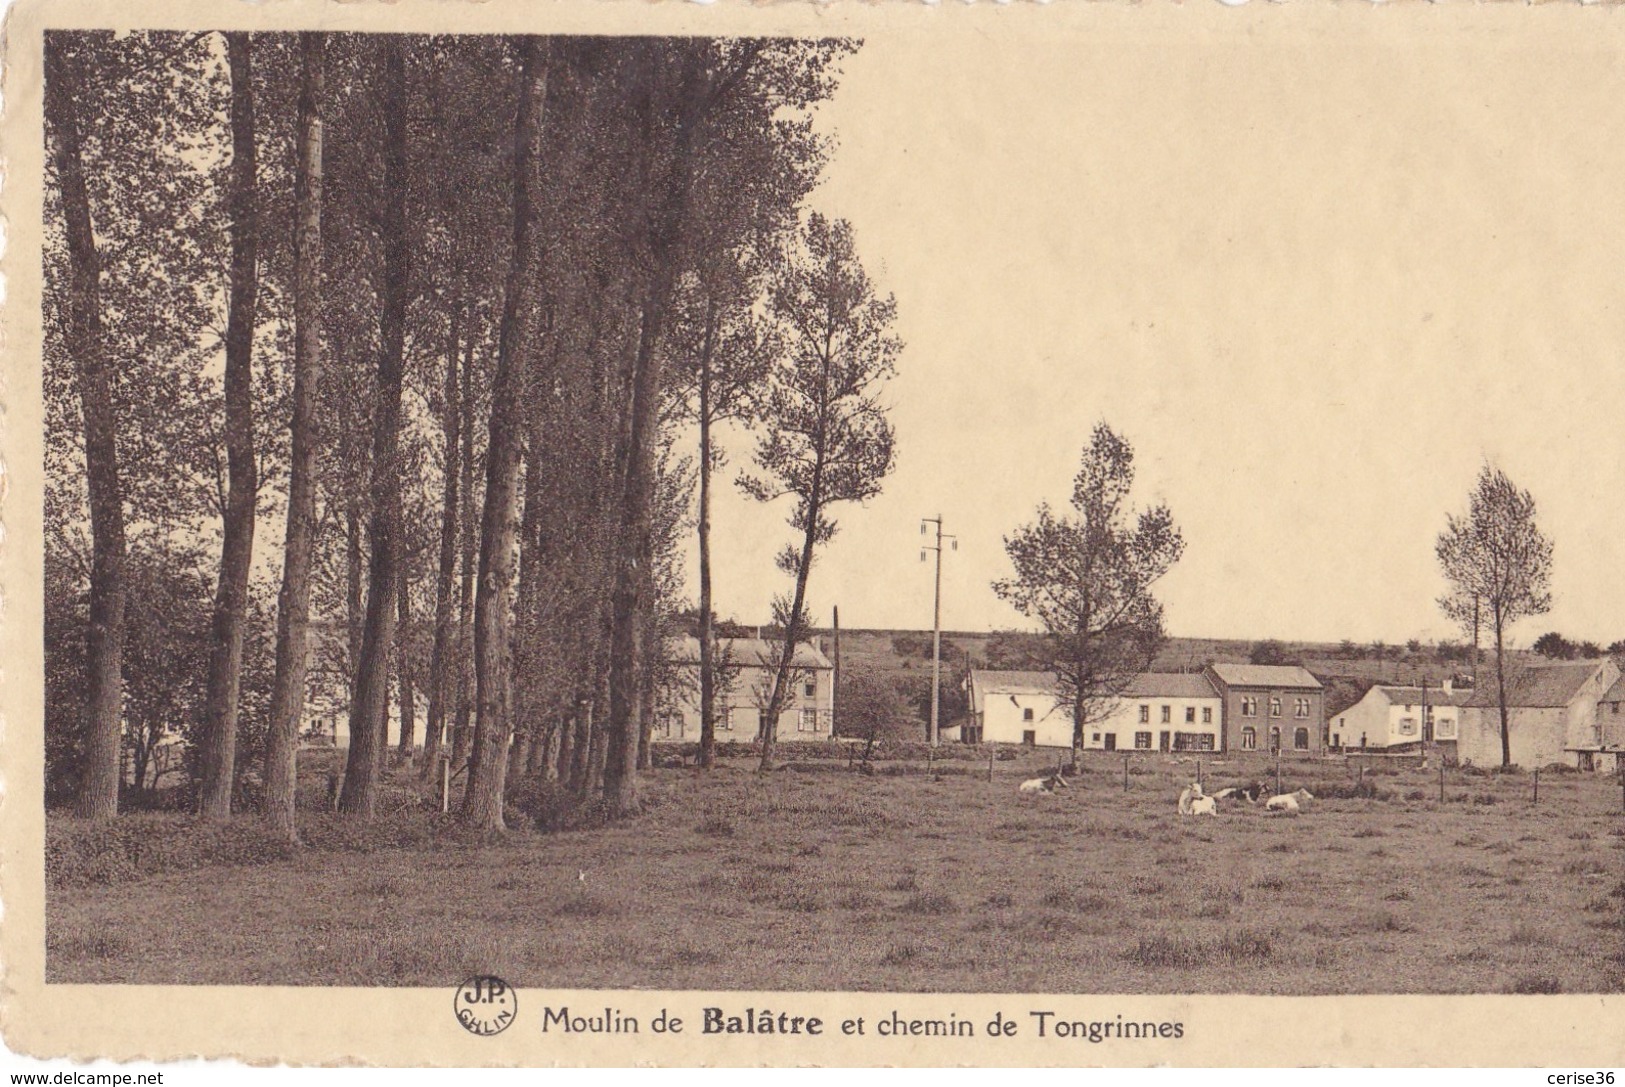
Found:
1439,762 -> 1445,804
988,747 -> 994,783
1123,753 -> 1130,792
1358,763 -> 1364,789
1275,754 -> 1283,797
927,744 -> 934,777
1196,759 -> 1202,788
1533,767 -> 1539,806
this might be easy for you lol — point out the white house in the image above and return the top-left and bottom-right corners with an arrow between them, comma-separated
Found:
1329,681 -> 1472,751
967,669 -> 1222,751
1091,672 -> 1224,752
1459,659 -> 1623,769
967,670 -> 1069,747
655,636 -> 834,743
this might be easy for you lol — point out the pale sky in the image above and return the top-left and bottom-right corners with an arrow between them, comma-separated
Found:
685,21 -> 1625,646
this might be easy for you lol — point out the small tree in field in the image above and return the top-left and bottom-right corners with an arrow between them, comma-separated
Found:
992,424 -> 1184,757
1436,465 -> 1553,768
742,213 -> 899,770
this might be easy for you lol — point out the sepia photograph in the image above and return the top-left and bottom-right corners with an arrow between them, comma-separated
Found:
8,0 -> 1625,1067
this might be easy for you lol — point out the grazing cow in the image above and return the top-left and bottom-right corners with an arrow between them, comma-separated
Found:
1188,794 -> 1218,816
1177,781 -> 1204,815
1264,788 -> 1314,815
1214,781 -> 1266,804
1019,773 -> 1069,795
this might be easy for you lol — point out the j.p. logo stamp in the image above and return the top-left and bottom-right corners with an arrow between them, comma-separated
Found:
454,976 -> 517,1037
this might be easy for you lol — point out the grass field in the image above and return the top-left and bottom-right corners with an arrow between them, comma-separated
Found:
46,749 -> 1625,993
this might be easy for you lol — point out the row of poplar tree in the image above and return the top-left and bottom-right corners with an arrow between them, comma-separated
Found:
44,31 -> 900,835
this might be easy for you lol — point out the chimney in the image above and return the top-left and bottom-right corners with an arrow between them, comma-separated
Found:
1442,677 -> 1453,694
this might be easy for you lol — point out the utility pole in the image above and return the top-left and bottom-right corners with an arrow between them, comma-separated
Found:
920,516 -> 956,747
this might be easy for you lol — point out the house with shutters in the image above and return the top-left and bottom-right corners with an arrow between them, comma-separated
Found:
654,636 -> 834,744
1092,672 -> 1223,752
966,669 -> 1222,751
1202,663 -> 1325,754
1459,658 -> 1623,770
1328,681 -> 1473,752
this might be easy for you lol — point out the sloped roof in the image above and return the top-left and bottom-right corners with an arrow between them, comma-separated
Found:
1465,662 -> 1604,709
1377,685 -> 1476,708
969,670 -> 1058,694
1603,675 -> 1625,704
1206,663 -> 1323,690
1123,672 -> 1219,699
665,636 -> 831,670
970,671 -> 1216,699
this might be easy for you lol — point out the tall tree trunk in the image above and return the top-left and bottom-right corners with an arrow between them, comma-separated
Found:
696,302 -> 719,769
451,323 -> 479,770
759,508 -> 817,770
511,411 -> 548,776
1494,604 -> 1511,768
460,38 -> 551,833
604,49 -> 707,815
339,39 -> 412,818
264,31 -> 326,840
346,503 -> 363,696
199,32 -> 260,821
396,564 -> 416,759
422,302 -> 464,774
45,39 -> 127,821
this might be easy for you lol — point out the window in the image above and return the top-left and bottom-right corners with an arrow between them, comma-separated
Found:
1614,702 -> 1621,715
1135,731 -> 1152,749
1398,716 -> 1417,736
1269,697 -> 1282,717
658,714 -> 684,739
803,680 -> 816,698
1241,727 -> 1257,750
1022,730 -> 1036,746
1023,707 -> 1035,722
798,708 -> 820,732
1139,705 -> 1150,723
1436,715 -> 1456,739
1202,707 -> 1213,724
1172,732 -> 1213,752
1091,733 -> 1101,744
1241,697 -> 1258,716
1185,706 -> 1196,723
1161,705 -> 1171,724
1293,727 -> 1309,750
1295,698 -> 1311,718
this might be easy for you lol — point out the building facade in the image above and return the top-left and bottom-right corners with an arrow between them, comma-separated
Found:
1459,659 -> 1623,769
1328,682 -> 1471,751
1203,663 -> 1325,755
967,670 -> 1222,751
1088,672 -> 1223,752
655,637 -> 835,744
967,670 -> 1070,747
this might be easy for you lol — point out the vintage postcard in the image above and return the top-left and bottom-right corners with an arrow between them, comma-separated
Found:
5,0 -> 1625,1068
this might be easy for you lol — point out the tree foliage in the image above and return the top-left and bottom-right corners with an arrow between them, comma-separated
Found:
44,32 -> 883,831
992,423 -> 1184,750
1436,465 -> 1553,767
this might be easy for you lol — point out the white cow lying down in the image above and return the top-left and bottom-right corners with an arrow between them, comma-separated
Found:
1177,782 -> 1204,815
1265,788 -> 1314,815
1187,794 -> 1217,816
1019,773 -> 1069,795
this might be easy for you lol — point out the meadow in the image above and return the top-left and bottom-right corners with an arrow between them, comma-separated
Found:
46,749 -> 1625,993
